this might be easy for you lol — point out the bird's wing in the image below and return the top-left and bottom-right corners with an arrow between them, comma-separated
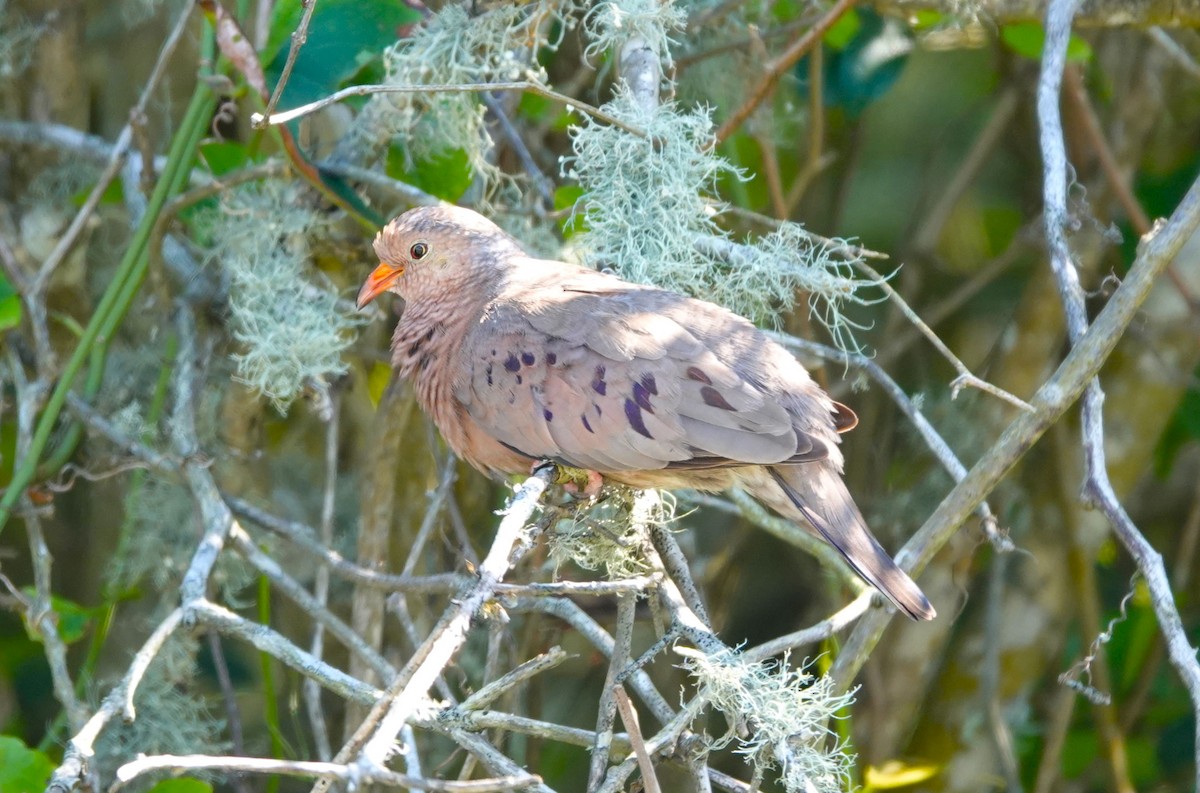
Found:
452,266 -> 834,473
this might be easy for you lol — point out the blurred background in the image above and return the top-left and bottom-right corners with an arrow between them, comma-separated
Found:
1,0 -> 1199,790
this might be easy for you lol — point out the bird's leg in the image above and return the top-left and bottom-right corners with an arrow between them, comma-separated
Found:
533,461 -> 605,498
565,469 -> 605,498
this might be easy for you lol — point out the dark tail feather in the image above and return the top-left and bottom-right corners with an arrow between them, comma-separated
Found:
768,467 -> 936,621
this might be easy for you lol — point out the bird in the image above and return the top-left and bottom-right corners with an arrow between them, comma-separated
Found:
357,205 -> 935,621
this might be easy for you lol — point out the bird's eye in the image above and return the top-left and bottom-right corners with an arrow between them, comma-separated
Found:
410,242 -> 429,260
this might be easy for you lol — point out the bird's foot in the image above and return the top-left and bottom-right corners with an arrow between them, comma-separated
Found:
534,462 -> 604,499
563,469 -> 605,499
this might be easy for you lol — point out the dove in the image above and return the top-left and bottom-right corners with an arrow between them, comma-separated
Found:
357,205 -> 935,621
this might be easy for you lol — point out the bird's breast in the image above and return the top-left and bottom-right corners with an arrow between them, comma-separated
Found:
392,313 -> 528,479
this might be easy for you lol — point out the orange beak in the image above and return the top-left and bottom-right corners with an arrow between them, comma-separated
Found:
356,263 -> 403,309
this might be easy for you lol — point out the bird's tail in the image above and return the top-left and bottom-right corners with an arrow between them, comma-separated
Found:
768,466 -> 936,621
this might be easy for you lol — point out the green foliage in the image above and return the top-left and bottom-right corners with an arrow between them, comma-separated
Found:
371,2 -> 579,201
0,274 -> 20,332
386,142 -> 472,202
19,591 -> 93,645
0,736 -> 54,792
797,9 -> 914,117
1000,22 -> 1093,62
198,141 -> 251,177
1153,379 -> 1200,476
147,780 -> 214,793
263,0 -> 423,112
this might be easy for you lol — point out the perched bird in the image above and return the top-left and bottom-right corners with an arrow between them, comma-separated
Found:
357,205 -> 935,621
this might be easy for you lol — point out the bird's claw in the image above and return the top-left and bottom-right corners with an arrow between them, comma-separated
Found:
534,462 -> 604,499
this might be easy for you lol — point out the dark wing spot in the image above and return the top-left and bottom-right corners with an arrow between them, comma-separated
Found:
581,414 -> 594,433
485,363 -> 493,386
515,374 -> 523,385
408,339 -> 422,357
685,366 -> 712,385
424,327 -> 436,342
543,409 -> 553,422
503,353 -> 521,373
591,365 -> 607,395
640,373 -> 658,395
419,353 -> 433,371
521,351 -> 536,366
700,386 -> 736,411
632,381 -> 655,413
624,398 -> 653,439
593,402 -> 602,417
545,352 -> 557,365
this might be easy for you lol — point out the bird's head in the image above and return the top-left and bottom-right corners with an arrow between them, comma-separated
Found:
356,205 -> 519,308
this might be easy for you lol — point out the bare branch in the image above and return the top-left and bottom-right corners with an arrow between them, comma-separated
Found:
253,81 -> 649,140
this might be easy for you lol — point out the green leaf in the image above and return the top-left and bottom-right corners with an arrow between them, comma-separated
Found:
518,92 -> 574,131
0,736 -> 55,792
198,141 -> 250,176
1154,382 -> 1200,476
909,9 -> 947,31
822,10 -> 861,51
263,0 -> 424,112
1060,729 -> 1099,778
0,273 -> 20,333
863,761 -> 940,790
554,185 -> 587,236
1001,22 -> 1093,63
70,178 -> 124,208
19,590 -> 94,645
386,144 -> 472,203
147,779 -> 214,793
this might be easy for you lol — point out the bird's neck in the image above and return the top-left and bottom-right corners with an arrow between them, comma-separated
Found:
390,289 -> 479,425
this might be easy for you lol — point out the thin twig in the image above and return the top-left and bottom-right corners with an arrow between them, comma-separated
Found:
1039,0 -> 1200,782
228,526 -> 395,680
253,81 -> 649,139
205,632 -> 253,793
912,87 -> 1020,254
352,469 -> 554,773
113,753 -> 540,791
262,0 -> 320,121
854,260 -> 1035,412
305,389 -> 340,760
772,332 -> 1007,547
482,93 -> 555,209
614,686 -> 661,793
513,597 -> 676,725
713,0 -> 858,145
828,168 -> 1200,692
1148,27 -> 1200,80
5,350 -> 86,731
31,0 -> 198,298
744,592 -> 872,662
648,524 -> 710,626
46,609 -> 184,793
458,647 -> 571,712
588,593 -> 637,791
